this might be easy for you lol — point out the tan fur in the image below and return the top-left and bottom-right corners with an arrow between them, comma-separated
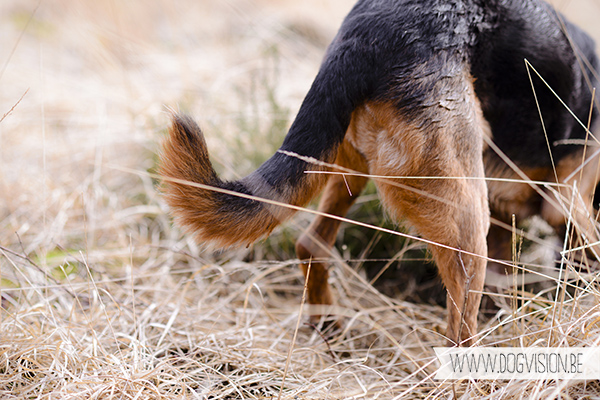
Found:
297,68 -> 490,345
541,150 -> 600,245
159,115 -> 332,248
484,146 -> 600,281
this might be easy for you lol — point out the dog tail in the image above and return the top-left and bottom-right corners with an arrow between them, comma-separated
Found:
158,43 -> 375,247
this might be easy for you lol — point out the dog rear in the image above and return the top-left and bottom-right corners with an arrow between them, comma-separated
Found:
159,0 -> 599,346
159,40 -> 379,248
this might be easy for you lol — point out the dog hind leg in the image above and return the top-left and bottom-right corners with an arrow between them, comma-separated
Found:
348,72 -> 490,345
295,140 -> 369,324
376,112 -> 489,345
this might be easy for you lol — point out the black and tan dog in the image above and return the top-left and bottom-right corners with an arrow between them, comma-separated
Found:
159,0 -> 599,346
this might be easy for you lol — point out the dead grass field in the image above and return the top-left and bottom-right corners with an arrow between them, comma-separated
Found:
2,0 -> 600,398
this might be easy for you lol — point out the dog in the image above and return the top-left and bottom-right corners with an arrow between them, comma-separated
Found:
158,0 -> 599,346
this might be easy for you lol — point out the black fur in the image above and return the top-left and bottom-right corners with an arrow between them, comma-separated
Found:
248,28 -> 381,189
268,0 -> 598,171
470,1 -> 598,166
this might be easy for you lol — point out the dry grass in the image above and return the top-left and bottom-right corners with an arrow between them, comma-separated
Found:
1,0 -> 600,398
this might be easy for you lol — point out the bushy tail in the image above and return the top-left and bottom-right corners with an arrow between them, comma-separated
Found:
159,113 -> 331,247
158,39 -> 377,247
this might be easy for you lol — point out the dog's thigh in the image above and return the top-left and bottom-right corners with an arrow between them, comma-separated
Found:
351,93 -> 489,345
